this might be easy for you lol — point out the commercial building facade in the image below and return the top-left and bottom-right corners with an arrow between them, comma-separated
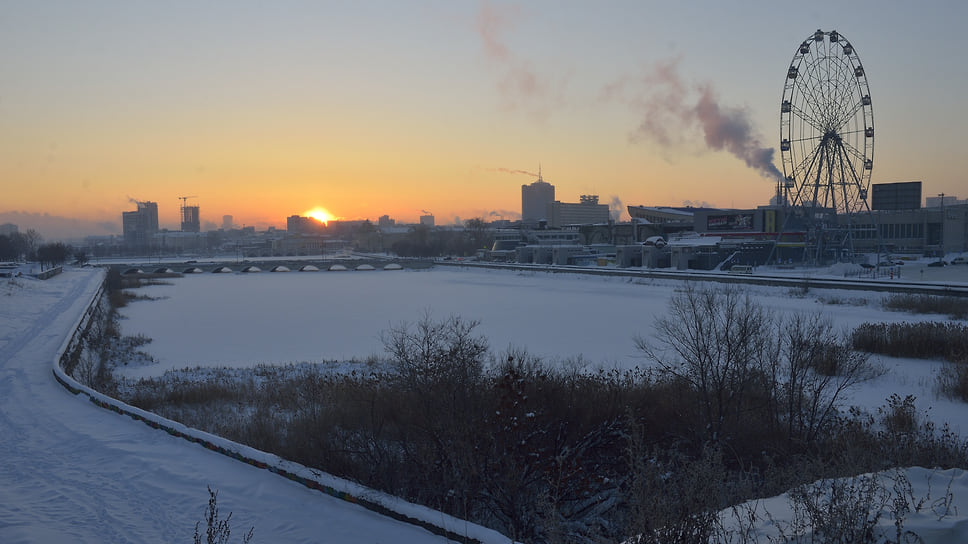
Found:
548,195 -> 609,228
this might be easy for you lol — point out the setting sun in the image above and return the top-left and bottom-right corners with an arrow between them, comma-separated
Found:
303,207 -> 336,225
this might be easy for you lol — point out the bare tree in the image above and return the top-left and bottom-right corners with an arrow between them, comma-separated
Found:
774,313 -> 880,445
381,310 -> 487,396
380,311 -> 489,513
635,284 -> 773,441
636,284 -> 879,447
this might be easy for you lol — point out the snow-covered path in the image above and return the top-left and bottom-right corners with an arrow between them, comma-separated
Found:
0,269 -> 469,543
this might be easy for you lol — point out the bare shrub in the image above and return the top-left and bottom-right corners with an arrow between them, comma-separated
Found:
73,349 -> 101,388
880,394 -> 919,436
625,437 -> 726,544
784,474 -> 888,543
937,361 -> 968,401
818,295 -> 868,306
193,486 -> 253,544
827,401 -> 968,473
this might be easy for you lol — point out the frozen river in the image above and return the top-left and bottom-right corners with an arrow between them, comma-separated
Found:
116,266 -> 948,363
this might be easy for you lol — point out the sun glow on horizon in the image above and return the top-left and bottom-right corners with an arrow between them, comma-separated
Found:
304,207 -> 337,225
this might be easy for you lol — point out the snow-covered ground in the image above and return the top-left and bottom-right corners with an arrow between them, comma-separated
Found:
0,268 -> 499,544
6,263 -> 968,543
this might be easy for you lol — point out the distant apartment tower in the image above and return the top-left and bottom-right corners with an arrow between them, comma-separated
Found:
0,223 -> 17,235
521,168 -> 555,223
222,215 -> 233,230
548,195 -> 610,228
419,214 -> 435,227
122,201 -> 159,250
181,205 -> 200,232
378,214 -> 395,228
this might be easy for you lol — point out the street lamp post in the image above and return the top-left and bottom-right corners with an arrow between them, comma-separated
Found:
938,193 -> 945,260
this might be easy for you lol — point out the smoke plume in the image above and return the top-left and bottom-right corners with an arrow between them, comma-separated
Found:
487,209 -> 518,219
613,58 -> 782,180
692,84 -> 783,180
475,1 -> 561,118
489,167 -> 539,178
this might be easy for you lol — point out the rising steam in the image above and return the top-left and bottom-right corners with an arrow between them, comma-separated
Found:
609,196 -> 625,222
612,58 -> 782,180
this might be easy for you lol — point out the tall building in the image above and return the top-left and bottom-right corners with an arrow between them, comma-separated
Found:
222,215 -> 233,230
521,167 -> 555,223
419,214 -> 435,227
122,201 -> 159,251
548,195 -> 610,228
287,215 -> 323,235
181,205 -> 200,233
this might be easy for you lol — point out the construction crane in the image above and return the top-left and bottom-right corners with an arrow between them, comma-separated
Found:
178,196 -> 200,233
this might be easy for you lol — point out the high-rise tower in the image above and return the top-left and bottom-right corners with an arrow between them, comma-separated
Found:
122,200 -> 159,251
521,166 -> 555,224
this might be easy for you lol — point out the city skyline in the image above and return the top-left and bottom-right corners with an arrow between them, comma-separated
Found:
3,1 -> 966,240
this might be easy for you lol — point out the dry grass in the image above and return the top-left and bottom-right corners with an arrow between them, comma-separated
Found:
883,293 -> 968,320
852,321 -> 968,363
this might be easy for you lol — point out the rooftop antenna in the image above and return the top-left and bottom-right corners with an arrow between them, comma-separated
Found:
538,163 -> 542,181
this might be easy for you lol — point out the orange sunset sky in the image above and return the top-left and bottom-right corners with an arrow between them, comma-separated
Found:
1,1 -> 965,239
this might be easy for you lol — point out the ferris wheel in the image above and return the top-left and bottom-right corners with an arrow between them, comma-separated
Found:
779,29 -> 876,262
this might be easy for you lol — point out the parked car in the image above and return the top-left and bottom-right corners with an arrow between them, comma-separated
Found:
927,260 -> 946,267
951,257 -> 967,265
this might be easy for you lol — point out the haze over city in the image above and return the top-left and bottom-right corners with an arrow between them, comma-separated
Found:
2,1 -> 965,240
